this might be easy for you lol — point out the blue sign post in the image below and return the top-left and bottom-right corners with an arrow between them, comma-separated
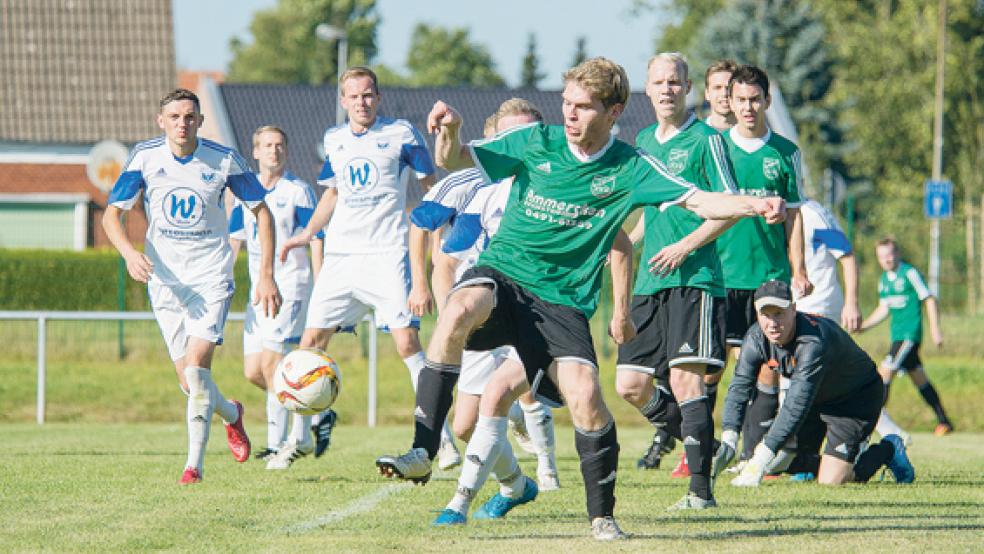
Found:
924,179 -> 953,219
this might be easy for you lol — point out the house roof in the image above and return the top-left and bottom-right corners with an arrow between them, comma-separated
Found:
0,0 -> 176,144
219,84 -> 659,185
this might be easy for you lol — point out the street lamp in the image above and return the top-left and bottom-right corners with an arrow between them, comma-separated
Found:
315,23 -> 348,127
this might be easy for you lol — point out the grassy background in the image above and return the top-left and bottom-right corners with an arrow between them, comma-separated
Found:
1,314 -> 982,432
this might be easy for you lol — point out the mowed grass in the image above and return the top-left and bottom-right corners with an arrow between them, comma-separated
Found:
1,424 -> 982,552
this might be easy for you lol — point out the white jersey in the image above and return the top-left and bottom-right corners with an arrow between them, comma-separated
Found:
410,168 -> 511,281
794,199 -> 852,319
229,171 -> 320,300
109,136 -> 266,287
318,116 -> 435,254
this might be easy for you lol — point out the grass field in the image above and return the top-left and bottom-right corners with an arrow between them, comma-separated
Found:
2,315 -> 982,550
2,424 -> 982,552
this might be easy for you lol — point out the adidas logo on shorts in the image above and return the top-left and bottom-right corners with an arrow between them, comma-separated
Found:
679,342 -> 694,354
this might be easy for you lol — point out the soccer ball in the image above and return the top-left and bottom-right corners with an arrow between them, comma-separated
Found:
273,348 -> 341,415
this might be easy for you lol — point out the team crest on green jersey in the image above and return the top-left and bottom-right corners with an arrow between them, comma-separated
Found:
591,175 -> 616,198
763,158 -> 781,180
667,149 -> 689,174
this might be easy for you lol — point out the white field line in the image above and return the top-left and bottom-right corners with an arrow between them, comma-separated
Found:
283,482 -> 413,535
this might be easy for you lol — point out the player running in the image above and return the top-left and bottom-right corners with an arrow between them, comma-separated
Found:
858,238 -> 953,435
279,67 -> 462,468
409,101 -> 562,498
714,280 -> 915,486
228,126 -> 324,469
376,58 -> 785,540
103,89 -> 281,484
713,65 -> 812,467
615,53 -> 737,510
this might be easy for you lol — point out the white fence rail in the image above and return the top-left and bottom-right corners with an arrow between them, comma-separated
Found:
0,311 -> 379,426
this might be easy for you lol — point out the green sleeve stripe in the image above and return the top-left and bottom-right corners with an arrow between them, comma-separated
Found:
637,149 -> 695,190
708,134 -> 738,194
789,149 -> 806,206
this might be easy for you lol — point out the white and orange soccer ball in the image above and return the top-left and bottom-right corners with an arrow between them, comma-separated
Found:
273,348 -> 341,415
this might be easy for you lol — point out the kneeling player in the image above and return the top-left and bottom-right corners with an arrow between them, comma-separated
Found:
714,281 -> 915,486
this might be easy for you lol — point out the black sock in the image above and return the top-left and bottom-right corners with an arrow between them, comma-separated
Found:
680,397 -> 713,500
918,382 -> 950,425
411,360 -> 459,459
574,420 -> 619,521
639,385 -> 682,439
706,382 -> 719,412
883,381 -> 891,406
787,452 -> 820,475
853,440 -> 894,482
741,385 -> 779,460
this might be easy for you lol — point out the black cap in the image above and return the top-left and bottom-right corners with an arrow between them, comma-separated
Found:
753,280 -> 793,312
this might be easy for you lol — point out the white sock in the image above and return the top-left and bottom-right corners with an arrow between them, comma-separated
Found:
207,375 -> 239,423
491,437 -> 525,498
183,366 -> 213,472
290,412 -> 313,448
447,416 -> 508,515
876,408 -> 905,438
403,351 -> 426,391
267,391 -> 288,449
507,401 -> 524,429
521,400 -> 556,472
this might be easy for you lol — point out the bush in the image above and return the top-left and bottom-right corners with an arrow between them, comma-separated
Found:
0,249 -> 251,311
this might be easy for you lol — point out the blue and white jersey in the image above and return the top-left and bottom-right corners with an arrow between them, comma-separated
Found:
108,136 -> 266,287
229,171 -> 321,300
409,168 -> 512,281
318,116 -> 436,254
795,199 -> 853,318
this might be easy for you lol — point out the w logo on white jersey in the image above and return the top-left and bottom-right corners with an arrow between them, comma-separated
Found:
344,157 -> 379,194
163,187 -> 205,227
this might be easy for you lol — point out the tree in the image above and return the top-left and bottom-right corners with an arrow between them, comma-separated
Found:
227,0 -> 378,85
400,24 -> 505,87
571,36 -> 588,67
520,33 -> 545,89
644,0 -> 725,53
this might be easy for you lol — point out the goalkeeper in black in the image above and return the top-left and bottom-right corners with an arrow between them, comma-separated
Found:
713,280 -> 915,485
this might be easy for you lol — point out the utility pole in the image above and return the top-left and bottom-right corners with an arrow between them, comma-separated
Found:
928,0 -> 947,296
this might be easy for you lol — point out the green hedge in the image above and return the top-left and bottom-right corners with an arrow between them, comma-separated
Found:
0,249 -> 251,311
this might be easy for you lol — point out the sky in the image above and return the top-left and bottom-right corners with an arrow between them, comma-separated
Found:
172,0 -> 670,90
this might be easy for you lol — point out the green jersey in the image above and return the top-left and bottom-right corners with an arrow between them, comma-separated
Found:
717,128 -> 805,289
634,115 -> 737,297
469,122 -> 695,317
878,261 -> 932,342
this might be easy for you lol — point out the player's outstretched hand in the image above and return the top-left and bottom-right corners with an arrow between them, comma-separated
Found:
123,248 -> 154,283
608,311 -> 637,345
755,197 -> 786,224
648,241 -> 690,277
932,329 -> 944,350
279,232 -> 312,263
731,443 -> 773,487
427,101 -> 462,134
408,285 -> 433,317
255,276 -> 282,318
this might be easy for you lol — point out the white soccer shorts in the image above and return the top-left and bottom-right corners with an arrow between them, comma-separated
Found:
457,346 -> 517,396
243,296 -> 306,355
305,250 -> 415,330
148,279 -> 234,361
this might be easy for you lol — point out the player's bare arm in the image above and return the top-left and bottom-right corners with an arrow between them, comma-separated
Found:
683,190 -> 786,223
102,203 -> 154,283
857,303 -> 889,333
784,207 -> 813,297
279,187 -> 338,262
251,201 -> 282,317
309,237 -> 324,279
925,296 -> 944,348
428,101 -> 473,171
407,225 -> 434,316
839,253 -> 861,331
648,218 -> 736,277
608,230 -> 636,344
